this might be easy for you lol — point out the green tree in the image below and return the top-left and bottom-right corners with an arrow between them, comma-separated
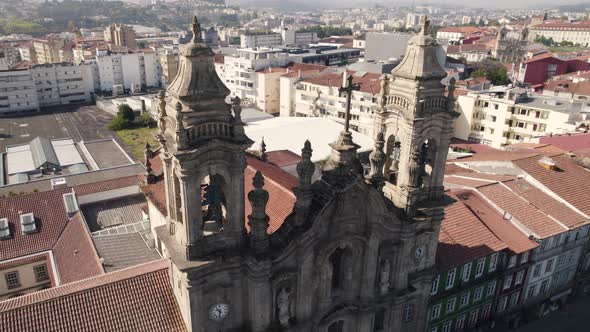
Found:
117,103 -> 135,122
140,112 -> 156,128
108,115 -> 132,131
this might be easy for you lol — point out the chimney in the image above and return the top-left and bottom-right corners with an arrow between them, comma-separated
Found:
538,156 -> 559,171
342,70 -> 347,86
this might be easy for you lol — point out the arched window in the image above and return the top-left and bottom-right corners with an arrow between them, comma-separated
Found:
201,174 -> 227,235
329,247 -> 353,297
374,308 -> 386,332
418,139 -> 436,188
328,320 -> 344,332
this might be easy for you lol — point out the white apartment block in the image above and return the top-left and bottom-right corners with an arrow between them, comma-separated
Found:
96,51 -> 160,93
455,87 -> 585,148
0,62 -> 96,114
223,48 -> 290,104
530,22 -> 590,45
240,33 -> 283,48
290,71 -> 381,136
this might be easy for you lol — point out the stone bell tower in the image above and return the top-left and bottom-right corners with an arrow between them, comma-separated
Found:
378,16 -> 459,216
156,16 -> 253,259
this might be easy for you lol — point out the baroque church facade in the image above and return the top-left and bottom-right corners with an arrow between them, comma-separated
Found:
151,16 -> 458,332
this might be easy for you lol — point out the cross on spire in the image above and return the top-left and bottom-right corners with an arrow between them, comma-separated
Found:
339,74 -> 361,133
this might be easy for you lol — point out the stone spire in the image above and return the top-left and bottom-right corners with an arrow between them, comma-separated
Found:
144,141 -> 156,184
368,132 -> 386,188
294,140 -> 315,226
248,171 -> 270,253
260,137 -> 268,162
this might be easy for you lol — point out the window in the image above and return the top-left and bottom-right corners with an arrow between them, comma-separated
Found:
374,308 -> 385,332
521,252 -> 529,264
328,320 -> 344,332
481,303 -> 492,320
475,258 -> 485,278
558,255 -> 566,268
446,297 -> 456,313
497,296 -> 508,313
532,264 -> 541,278
462,263 -> 472,282
527,285 -> 537,299
442,321 -> 452,332
5,271 -> 20,288
488,253 -> 498,272
431,275 -> 440,295
456,315 -> 466,332
460,292 -> 470,307
503,274 -> 513,290
0,218 -> 9,240
20,213 -> 36,234
545,259 -> 554,274
509,291 -> 520,307
63,193 -> 78,214
508,256 -> 517,268
515,270 -> 525,285
431,304 -> 442,320
34,264 -> 49,282
403,304 -> 414,322
487,281 -> 496,297
446,269 -> 456,289
468,308 -> 479,327
539,279 -> 549,294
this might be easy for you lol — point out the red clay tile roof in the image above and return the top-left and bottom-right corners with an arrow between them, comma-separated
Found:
447,44 -> 490,54
52,213 -> 104,284
538,133 -> 590,153
513,154 -> 590,216
453,189 -> 538,254
438,27 -> 482,34
0,176 -> 140,261
266,150 -> 302,167
477,182 -> 566,238
444,175 -> 498,189
302,70 -> 382,94
437,192 -> 507,269
503,178 -> 588,230
450,149 -> 540,162
0,260 -> 186,332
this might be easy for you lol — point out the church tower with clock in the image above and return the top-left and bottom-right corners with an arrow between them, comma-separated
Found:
151,16 -> 457,332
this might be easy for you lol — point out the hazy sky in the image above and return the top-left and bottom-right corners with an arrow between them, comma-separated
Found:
230,0 -> 587,10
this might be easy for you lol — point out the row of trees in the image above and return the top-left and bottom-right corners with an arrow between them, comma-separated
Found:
298,26 -> 353,39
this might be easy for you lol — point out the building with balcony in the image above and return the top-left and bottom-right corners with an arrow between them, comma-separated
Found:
455,87 -> 587,148
530,21 -> 590,46
104,24 -> 137,49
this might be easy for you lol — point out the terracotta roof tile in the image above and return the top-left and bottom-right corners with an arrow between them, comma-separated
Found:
438,27 -> 482,34
52,213 -> 104,284
453,189 -> 538,254
538,133 -> 590,152
266,150 -> 302,167
437,192 -> 507,269
0,260 -> 186,332
514,154 -> 590,216
477,182 -> 566,238
302,70 -> 382,94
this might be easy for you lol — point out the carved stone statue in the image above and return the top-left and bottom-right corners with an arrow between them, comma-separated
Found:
379,259 -> 391,295
231,96 -> 243,123
277,288 -> 291,327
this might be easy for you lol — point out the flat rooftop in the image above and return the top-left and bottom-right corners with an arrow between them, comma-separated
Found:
83,139 -> 133,169
92,232 -> 161,272
81,194 -> 147,232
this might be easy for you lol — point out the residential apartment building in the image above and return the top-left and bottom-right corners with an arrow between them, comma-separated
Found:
455,87 -> 586,147
33,36 -> 74,64
104,24 -> 137,49
0,62 -> 96,114
240,33 -> 283,48
291,70 -> 381,136
516,55 -> 589,87
530,21 -> 590,45
0,69 -> 39,114
159,48 -> 179,88
223,48 -> 290,103
96,50 -> 160,93
0,43 -> 22,70
436,27 -> 481,43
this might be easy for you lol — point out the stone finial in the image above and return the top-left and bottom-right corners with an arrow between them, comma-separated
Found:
175,102 -> 188,150
191,16 -> 202,43
368,132 -> 386,186
158,90 -> 167,135
144,141 -> 156,184
447,77 -> 457,111
419,15 -> 430,35
297,140 -> 315,187
248,171 -> 270,253
231,96 -> 243,122
260,137 -> 268,162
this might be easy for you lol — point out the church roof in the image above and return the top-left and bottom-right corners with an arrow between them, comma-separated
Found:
0,260 -> 187,332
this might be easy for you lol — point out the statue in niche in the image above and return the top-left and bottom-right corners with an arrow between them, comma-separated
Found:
379,259 -> 391,295
277,287 -> 291,327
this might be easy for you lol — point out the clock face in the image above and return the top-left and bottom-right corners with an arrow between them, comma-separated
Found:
209,303 -> 229,322
415,246 -> 425,260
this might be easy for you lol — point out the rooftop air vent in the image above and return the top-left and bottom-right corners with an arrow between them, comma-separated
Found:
51,177 -> 67,190
20,213 -> 37,234
538,156 -> 560,171
0,218 -> 10,240
503,211 -> 512,220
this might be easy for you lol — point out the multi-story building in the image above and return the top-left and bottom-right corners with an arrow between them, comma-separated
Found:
240,32 -> 283,48
292,70 -> 381,136
223,48 -> 290,103
436,27 -> 481,44
96,50 -> 160,93
104,24 -> 138,49
159,48 -> 179,88
0,69 -> 39,114
0,42 -> 22,70
516,55 -> 589,87
33,36 -> 74,64
530,21 -> 590,45
428,191 -> 508,332
455,87 -> 586,147
280,29 -> 318,46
